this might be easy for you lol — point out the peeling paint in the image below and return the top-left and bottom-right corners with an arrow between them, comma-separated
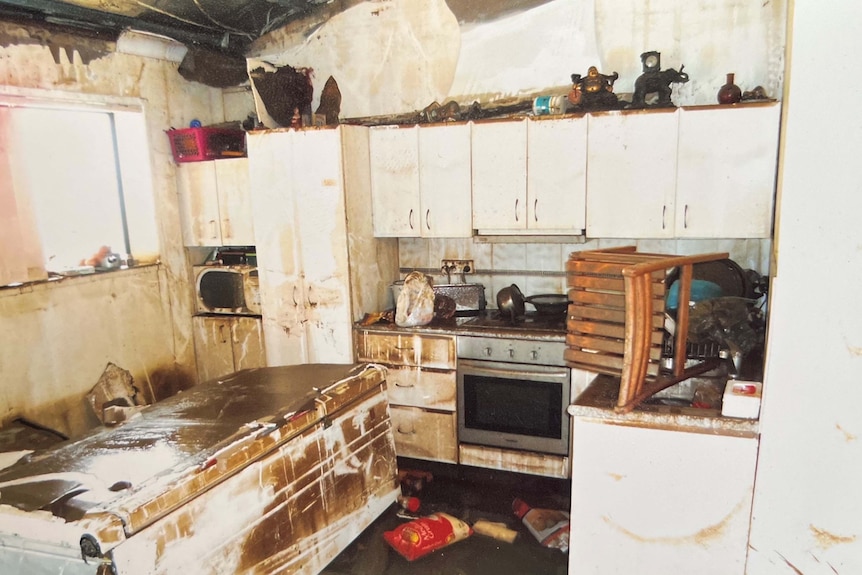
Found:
810,524 -> 858,549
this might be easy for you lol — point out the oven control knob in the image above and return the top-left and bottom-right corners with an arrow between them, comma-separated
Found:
484,347 -> 492,357
531,350 -> 539,360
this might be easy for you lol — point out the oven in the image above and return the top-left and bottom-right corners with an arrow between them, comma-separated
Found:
457,336 -> 570,456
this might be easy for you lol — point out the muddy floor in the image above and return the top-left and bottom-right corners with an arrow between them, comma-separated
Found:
322,458 -> 571,575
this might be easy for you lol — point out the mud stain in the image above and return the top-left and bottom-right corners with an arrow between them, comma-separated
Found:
603,496 -> 748,545
810,524 -> 857,549
835,423 -> 857,442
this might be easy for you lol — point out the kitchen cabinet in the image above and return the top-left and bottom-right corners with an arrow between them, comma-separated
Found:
176,157 -> 254,246
586,110 -> 679,238
248,126 -> 398,366
472,117 -> 587,234
569,416 -> 758,575
192,315 -> 265,383
369,123 -> 472,238
675,102 -> 780,238
586,104 -> 780,238
355,329 -> 458,463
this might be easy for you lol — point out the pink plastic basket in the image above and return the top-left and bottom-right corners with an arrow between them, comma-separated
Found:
167,128 -> 246,163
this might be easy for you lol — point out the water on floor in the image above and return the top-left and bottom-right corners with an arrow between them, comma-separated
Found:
322,458 -> 571,575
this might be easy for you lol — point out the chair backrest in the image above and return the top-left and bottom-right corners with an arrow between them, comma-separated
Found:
565,247 -> 729,412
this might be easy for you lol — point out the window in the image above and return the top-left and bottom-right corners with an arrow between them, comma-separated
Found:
1,94 -> 158,284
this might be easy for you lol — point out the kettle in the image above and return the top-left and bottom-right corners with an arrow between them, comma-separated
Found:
496,284 -> 525,321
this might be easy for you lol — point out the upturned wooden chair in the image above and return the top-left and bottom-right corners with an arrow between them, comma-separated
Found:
565,246 -> 728,413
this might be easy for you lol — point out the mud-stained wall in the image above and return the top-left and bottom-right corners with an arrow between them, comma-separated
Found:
249,0 -> 786,119
0,22 -> 247,438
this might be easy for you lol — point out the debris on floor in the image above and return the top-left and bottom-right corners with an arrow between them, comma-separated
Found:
513,497 -> 570,553
383,512 -> 473,561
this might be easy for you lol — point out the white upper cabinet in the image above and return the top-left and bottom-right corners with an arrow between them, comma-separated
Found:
472,118 -> 587,235
370,125 -> 420,237
418,122 -> 473,237
471,120 -> 528,232
370,124 -> 472,238
177,158 -> 254,246
527,116 -> 588,233
675,102 -> 781,238
586,110 -> 679,238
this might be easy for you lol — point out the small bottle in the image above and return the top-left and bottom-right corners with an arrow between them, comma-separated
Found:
717,73 -> 742,104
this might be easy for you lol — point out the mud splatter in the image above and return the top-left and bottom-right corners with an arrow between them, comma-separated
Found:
776,552 -> 804,574
836,423 -> 857,442
811,524 -> 857,549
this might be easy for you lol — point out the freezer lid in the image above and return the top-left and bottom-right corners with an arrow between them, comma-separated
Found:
0,363 -> 388,555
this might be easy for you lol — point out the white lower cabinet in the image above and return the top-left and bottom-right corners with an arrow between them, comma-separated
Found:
192,315 -> 265,383
355,330 -> 458,463
569,417 -> 758,575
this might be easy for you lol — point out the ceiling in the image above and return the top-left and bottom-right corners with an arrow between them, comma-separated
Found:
0,0 -> 344,56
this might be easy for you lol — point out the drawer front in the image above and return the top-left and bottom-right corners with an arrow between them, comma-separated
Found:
390,406 -> 457,463
386,367 -> 456,411
356,331 -> 456,370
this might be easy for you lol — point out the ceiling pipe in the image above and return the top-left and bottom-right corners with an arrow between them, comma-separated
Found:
115,29 -> 188,62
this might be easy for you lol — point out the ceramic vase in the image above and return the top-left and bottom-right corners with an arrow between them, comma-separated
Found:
717,73 -> 742,104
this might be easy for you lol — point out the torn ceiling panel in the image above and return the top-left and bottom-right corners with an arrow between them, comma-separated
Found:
0,0 -> 344,56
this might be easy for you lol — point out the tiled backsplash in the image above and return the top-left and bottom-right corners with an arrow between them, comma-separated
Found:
397,237 -> 772,309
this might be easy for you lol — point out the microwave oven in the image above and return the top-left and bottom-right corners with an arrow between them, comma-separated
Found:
194,265 -> 261,315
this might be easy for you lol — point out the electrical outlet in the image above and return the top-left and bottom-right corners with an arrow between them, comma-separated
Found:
441,259 -> 474,274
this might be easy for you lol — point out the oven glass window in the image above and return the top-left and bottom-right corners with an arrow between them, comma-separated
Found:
462,375 -> 562,439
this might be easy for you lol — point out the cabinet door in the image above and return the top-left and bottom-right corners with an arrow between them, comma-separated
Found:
569,419 -> 757,575
390,406 -> 458,463
586,111 -> 678,238
527,116 -> 587,232
676,103 -> 780,238
177,162 -> 222,246
231,316 -> 266,371
247,131 -> 306,366
472,120 -> 528,231
293,128 -> 354,363
214,158 -> 255,245
192,316 -> 235,383
418,123 -> 473,237
369,126 -> 420,237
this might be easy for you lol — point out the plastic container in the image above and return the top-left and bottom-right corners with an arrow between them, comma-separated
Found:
167,127 -> 246,163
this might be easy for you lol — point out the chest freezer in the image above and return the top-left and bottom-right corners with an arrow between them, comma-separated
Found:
0,363 -> 399,575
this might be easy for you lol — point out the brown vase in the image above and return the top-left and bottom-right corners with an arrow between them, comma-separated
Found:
717,73 -> 742,104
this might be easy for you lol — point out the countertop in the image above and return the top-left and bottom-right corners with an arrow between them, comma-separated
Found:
568,373 -> 760,438
354,311 -> 567,342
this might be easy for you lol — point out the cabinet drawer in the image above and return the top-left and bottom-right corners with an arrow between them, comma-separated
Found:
356,331 -> 456,370
386,367 -> 456,411
390,406 -> 457,463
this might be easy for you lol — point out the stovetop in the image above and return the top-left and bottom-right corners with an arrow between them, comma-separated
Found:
456,310 -> 567,333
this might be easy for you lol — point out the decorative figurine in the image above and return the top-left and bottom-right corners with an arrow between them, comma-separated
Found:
568,66 -> 622,111
629,51 -> 689,109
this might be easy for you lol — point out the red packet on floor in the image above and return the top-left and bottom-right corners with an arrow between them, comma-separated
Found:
383,512 -> 473,561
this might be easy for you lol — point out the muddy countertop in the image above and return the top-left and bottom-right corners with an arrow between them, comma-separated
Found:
568,374 -> 760,438
355,311 -> 567,342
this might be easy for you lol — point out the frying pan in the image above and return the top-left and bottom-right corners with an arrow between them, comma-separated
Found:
525,294 -> 570,316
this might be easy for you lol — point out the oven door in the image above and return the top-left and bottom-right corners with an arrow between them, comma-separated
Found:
457,359 -> 570,456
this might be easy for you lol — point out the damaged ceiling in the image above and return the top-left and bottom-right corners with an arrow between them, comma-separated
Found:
0,0 -> 358,56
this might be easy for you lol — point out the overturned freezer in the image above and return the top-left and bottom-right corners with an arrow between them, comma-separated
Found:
0,363 -> 399,575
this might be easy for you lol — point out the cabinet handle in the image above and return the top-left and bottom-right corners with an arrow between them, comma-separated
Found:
292,285 -> 299,306
307,285 -> 318,307
218,323 -> 228,344
394,381 -> 415,388
684,204 -> 689,229
394,346 -> 414,352
534,199 -> 538,222
662,205 -> 666,230
396,425 -> 416,435
426,209 -> 431,230
514,198 -> 519,223
210,220 -> 218,239
409,209 -> 414,230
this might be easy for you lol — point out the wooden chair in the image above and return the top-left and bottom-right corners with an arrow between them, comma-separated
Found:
565,246 -> 728,413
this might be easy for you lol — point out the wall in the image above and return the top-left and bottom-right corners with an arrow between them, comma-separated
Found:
747,1 -> 862,571
250,0 -> 786,119
0,25 -> 249,437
